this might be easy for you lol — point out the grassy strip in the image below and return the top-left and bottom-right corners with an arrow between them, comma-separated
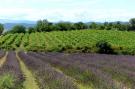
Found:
102,67 -> 133,88
0,74 -> 15,89
51,65 -> 93,89
0,52 -> 8,67
78,84 -> 93,89
16,53 -> 40,89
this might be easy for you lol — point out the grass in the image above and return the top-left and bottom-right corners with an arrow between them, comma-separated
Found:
0,52 -> 8,67
53,66 -> 93,89
50,64 -> 94,89
16,53 -> 40,89
0,74 -> 15,89
102,67 -> 133,88
78,84 -> 93,89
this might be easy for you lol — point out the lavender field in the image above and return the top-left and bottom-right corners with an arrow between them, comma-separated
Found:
0,51 -> 135,89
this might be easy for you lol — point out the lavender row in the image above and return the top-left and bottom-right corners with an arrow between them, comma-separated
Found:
42,52 -> 135,88
42,53 -> 135,71
28,52 -> 123,89
40,53 -> 135,77
67,53 -> 135,71
18,51 -> 78,89
58,53 -> 135,88
0,51 -> 24,88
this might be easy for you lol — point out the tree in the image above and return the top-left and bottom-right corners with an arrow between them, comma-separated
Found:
28,27 -> 35,33
113,21 -> 129,31
0,24 -> 4,35
105,22 -> 113,30
74,22 -> 87,30
55,22 -> 73,31
119,24 -> 129,31
98,24 -> 105,30
129,18 -> 135,30
10,25 -> 26,33
35,19 -> 53,32
89,22 -> 97,29
114,21 -> 121,30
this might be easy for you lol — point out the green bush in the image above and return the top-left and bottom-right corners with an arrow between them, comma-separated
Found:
96,40 -> 114,54
0,74 -> 14,89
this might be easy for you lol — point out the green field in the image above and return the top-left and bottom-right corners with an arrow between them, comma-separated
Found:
0,30 -> 135,89
1,30 -> 135,54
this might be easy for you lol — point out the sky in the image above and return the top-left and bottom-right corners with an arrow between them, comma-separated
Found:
0,0 -> 135,22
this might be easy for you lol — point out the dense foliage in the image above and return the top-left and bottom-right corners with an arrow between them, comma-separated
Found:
1,30 -> 135,55
96,40 -> 114,54
0,24 -> 4,35
8,25 -> 26,33
3,18 -> 135,34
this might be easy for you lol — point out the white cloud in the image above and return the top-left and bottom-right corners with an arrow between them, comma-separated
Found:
0,7 -> 134,22
0,0 -> 135,22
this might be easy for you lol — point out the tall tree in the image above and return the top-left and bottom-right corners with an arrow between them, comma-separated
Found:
129,18 -> 135,30
89,22 -> 97,29
10,25 -> 26,33
55,22 -> 73,31
0,24 -> 4,35
28,27 -> 35,33
35,19 -> 53,32
74,22 -> 87,30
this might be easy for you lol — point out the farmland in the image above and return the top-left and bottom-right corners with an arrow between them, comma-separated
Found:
1,0 -> 135,88
0,30 -> 135,89
1,30 -> 135,55
0,51 -> 135,89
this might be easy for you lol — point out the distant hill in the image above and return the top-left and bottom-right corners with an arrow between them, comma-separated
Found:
0,19 -> 36,31
4,23 -> 36,31
0,19 -> 36,24
85,21 -> 128,25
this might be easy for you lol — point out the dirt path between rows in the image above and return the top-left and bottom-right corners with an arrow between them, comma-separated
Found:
16,53 -> 40,89
0,52 -> 8,67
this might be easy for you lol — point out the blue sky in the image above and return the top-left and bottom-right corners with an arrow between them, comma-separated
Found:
0,0 -> 135,22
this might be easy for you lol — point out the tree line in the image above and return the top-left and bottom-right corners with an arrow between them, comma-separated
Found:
0,18 -> 135,34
